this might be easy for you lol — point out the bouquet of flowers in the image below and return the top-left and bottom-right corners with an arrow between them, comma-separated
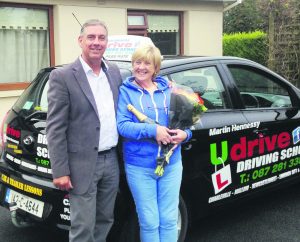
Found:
127,82 -> 207,176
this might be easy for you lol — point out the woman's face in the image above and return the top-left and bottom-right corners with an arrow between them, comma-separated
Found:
132,59 -> 155,82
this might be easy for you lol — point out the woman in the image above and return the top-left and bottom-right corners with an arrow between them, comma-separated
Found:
117,43 -> 192,242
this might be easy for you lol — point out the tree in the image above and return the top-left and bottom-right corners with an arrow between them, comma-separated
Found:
224,0 -> 300,86
223,0 -> 267,34
263,0 -> 300,86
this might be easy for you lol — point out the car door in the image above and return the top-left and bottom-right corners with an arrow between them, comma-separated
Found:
223,61 -> 300,193
161,61 -> 257,215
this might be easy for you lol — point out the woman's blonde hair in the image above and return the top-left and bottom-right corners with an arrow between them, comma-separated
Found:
131,43 -> 162,78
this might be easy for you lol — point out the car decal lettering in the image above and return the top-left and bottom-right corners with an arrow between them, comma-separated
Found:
13,149 -> 22,154
208,191 -> 231,203
37,134 -> 47,145
6,125 -> 21,139
209,121 -> 260,136
35,158 -> 50,167
5,136 -> 19,145
237,152 -> 279,173
36,134 -> 50,159
210,141 -> 228,165
60,195 -> 70,221
208,126 -> 300,202
5,153 -> 51,174
211,131 -> 290,164
1,174 -> 43,196
7,144 -> 18,149
36,147 -> 50,159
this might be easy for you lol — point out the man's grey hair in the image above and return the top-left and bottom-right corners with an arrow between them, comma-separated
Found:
80,19 -> 108,36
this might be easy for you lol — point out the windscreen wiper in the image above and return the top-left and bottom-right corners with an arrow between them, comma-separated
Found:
25,111 -> 47,121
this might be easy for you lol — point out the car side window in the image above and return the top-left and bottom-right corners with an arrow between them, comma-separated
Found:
12,71 -> 49,116
228,66 -> 292,109
167,66 -> 228,110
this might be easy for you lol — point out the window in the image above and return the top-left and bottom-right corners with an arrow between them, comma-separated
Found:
13,71 -> 50,116
167,66 -> 229,110
228,66 -> 292,109
127,12 -> 148,36
0,4 -> 53,90
127,11 -> 182,55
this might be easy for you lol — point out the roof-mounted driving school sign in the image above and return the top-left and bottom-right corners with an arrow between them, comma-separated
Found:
104,35 -> 154,61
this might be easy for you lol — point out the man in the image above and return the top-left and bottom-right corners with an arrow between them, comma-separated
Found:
46,19 -> 122,242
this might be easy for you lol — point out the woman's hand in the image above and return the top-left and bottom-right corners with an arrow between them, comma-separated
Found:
168,129 -> 187,145
156,125 -> 173,145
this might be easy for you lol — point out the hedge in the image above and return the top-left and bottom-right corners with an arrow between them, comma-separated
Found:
223,31 -> 268,66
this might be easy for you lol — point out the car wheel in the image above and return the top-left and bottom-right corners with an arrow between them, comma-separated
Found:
178,195 -> 188,242
119,195 -> 188,242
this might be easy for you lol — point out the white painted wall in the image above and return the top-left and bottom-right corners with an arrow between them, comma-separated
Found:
53,5 -> 127,65
0,91 -> 23,122
184,10 -> 223,56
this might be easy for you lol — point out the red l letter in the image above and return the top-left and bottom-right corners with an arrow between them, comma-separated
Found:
216,173 -> 228,189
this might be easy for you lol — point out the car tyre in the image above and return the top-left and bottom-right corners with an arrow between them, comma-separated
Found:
178,195 -> 188,242
119,195 -> 188,242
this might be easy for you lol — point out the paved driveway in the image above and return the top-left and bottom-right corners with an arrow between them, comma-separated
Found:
1,182 -> 300,242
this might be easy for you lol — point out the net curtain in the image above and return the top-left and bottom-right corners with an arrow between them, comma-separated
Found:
0,7 -> 50,84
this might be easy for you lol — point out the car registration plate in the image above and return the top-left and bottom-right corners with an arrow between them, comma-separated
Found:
5,188 -> 44,218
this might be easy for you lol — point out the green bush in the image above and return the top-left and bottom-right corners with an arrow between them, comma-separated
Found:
223,31 -> 268,66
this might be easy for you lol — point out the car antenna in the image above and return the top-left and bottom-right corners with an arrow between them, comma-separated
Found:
72,13 -> 82,27
72,13 -> 108,61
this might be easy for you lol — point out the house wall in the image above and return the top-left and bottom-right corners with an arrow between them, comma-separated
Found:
53,5 -> 127,64
184,10 -> 223,56
0,91 -> 23,120
0,0 -> 225,121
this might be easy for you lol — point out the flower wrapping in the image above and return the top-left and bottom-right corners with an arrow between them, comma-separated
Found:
154,83 -> 207,176
127,82 -> 207,176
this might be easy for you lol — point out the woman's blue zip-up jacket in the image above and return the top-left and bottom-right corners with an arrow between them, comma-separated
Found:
117,75 -> 192,168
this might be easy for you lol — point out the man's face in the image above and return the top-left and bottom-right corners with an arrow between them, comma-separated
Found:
78,25 -> 108,63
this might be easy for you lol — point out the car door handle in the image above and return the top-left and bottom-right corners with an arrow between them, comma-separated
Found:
182,139 -> 197,151
183,144 -> 192,151
253,128 -> 268,137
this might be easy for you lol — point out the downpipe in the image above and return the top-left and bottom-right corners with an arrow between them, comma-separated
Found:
9,202 -> 33,228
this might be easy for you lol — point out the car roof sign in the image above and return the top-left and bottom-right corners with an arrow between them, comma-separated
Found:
104,35 -> 154,61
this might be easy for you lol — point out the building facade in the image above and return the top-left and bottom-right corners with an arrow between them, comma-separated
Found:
0,0 -> 239,120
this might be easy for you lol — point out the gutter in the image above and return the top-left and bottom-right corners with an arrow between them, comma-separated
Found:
223,0 -> 243,12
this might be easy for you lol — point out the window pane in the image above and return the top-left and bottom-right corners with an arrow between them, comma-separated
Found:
0,7 -> 48,28
169,66 -> 229,110
147,14 -> 180,55
0,7 -> 50,84
229,66 -> 292,108
13,71 -> 49,115
148,15 -> 179,32
148,32 -> 179,55
128,16 -> 145,26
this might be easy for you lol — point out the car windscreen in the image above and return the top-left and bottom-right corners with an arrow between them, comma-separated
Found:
12,70 -> 50,118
